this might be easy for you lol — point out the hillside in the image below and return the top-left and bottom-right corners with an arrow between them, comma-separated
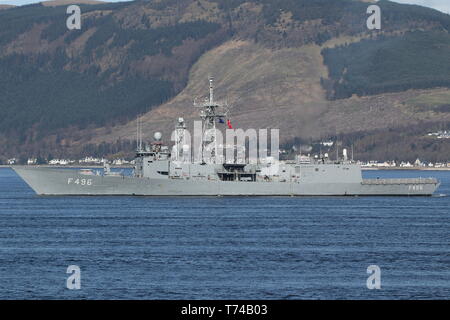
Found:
86,39 -> 450,163
0,5 -> 15,10
322,31 -> 450,99
0,0 -> 449,163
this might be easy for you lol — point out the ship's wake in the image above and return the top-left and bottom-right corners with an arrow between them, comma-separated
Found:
432,193 -> 447,197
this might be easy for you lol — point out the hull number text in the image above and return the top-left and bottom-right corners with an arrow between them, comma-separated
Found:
68,178 -> 92,186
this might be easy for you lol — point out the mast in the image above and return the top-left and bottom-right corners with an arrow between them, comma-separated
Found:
136,116 -> 143,152
136,117 -> 139,151
174,117 -> 187,161
194,77 -> 228,164
209,77 -> 214,104
136,116 -> 142,152
139,117 -> 142,152
210,78 -> 218,163
135,115 -> 145,155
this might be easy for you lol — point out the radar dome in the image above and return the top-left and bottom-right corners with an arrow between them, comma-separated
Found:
154,132 -> 162,141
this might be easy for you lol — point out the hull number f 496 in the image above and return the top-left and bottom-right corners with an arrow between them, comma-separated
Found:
68,178 -> 92,186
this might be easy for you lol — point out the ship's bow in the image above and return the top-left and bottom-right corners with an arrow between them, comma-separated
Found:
13,166 -> 66,195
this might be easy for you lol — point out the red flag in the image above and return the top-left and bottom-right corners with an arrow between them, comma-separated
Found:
227,119 -> 233,129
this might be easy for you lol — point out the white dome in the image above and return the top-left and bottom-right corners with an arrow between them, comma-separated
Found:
182,144 -> 190,152
154,132 -> 162,141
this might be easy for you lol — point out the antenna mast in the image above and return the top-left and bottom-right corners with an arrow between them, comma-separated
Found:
194,77 -> 228,164
174,117 -> 187,162
136,116 -> 143,152
209,77 -> 214,104
136,117 -> 139,151
139,117 -> 141,151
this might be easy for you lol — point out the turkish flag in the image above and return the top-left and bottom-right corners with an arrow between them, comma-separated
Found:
227,119 -> 233,129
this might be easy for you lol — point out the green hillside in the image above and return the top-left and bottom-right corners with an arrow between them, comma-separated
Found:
0,2 -> 225,139
322,31 -> 450,99
0,53 -> 172,135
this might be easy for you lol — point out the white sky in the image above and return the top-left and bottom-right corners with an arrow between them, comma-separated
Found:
0,0 -> 449,14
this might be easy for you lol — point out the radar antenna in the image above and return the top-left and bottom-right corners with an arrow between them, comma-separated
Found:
194,77 -> 229,164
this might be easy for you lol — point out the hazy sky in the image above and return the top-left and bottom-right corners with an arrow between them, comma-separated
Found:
0,0 -> 449,14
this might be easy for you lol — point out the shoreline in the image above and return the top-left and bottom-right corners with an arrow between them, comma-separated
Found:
361,167 -> 450,171
0,165 -> 133,169
1,165 -> 449,170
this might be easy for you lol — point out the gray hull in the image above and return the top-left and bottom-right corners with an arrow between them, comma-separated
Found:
13,166 -> 440,196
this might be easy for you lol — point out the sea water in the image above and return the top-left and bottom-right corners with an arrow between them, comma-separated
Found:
0,168 -> 448,299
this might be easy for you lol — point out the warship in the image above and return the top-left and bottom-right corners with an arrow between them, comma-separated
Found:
14,79 -> 440,196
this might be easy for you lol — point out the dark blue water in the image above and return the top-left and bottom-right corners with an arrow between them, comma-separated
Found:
0,167 -> 449,299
